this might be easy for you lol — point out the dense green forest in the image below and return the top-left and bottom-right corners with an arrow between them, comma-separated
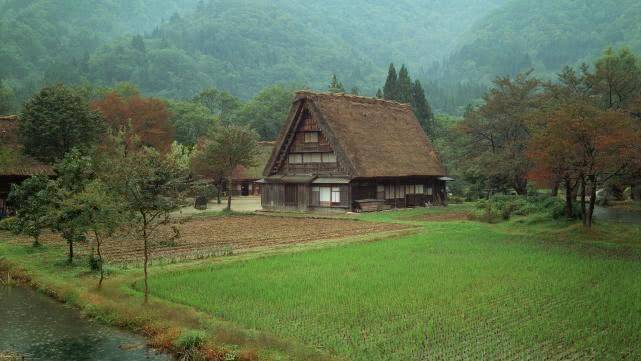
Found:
425,0 -> 641,113
442,0 -> 641,81
0,0 -> 505,112
0,0 -> 199,106
2,0 -> 641,116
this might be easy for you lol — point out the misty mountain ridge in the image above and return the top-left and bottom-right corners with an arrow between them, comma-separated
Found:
1,0 -> 640,114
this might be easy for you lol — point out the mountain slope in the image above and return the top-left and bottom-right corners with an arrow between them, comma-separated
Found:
0,0 -> 199,100
0,0 -> 507,105
435,0 -> 641,84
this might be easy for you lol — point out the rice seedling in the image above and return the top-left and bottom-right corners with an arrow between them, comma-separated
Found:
145,216 -> 641,360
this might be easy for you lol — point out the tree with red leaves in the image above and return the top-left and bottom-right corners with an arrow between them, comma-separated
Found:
92,92 -> 175,153
529,99 -> 638,227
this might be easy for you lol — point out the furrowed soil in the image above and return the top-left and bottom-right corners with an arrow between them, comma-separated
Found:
6,215 -> 407,263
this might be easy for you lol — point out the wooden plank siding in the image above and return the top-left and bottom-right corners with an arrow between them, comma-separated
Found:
350,178 -> 447,209
261,183 -> 310,211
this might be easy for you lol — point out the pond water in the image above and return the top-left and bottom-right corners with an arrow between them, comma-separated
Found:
594,206 -> 641,224
0,285 -> 171,361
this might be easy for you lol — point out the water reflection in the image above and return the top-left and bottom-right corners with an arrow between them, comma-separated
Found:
0,286 -> 170,361
593,206 -> 641,224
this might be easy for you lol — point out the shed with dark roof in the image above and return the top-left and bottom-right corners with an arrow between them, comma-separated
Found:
0,115 -> 54,217
261,91 -> 448,212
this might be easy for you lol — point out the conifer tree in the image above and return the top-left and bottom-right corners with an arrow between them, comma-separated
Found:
383,64 -> 398,100
412,80 -> 434,133
376,88 -> 383,99
328,74 -> 345,93
397,65 -> 413,104
131,35 -> 146,53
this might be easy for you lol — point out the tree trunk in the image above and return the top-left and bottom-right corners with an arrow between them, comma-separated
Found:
631,184 -> 641,201
564,177 -> 574,219
142,215 -> 149,304
68,240 -> 74,264
96,232 -> 104,289
514,176 -> 528,196
551,181 -> 560,197
226,177 -> 233,211
216,181 -> 222,204
586,176 -> 598,228
580,176 -> 587,226
33,235 -> 40,248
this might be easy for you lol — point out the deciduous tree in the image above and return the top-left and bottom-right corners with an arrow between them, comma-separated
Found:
192,88 -> 241,121
49,149 -> 97,264
6,176 -> 56,247
19,85 -> 105,163
92,92 -> 175,153
0,81 -> 16,115
231,84 -> 294,141
588,47 -> 641,110
457,72 -> 541,195
168,100 -> 216,146
99,135 -> 185,303
75,180 -> 125,288
529,99 -> 638,226
194,125 -> 259,211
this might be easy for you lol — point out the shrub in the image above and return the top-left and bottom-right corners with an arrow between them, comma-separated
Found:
0,216 -> 18,232
88,255 -> 102,271
471,194 -> 569,223
175,330 -> 207,361
175,329 -> 206,350
447,195 -> 465,204
468,203 -> 502,223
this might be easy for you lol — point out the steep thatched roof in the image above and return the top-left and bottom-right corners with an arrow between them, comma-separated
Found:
232,141 -> 275,180
266,91 -> 445,178
0,115 -> 54,177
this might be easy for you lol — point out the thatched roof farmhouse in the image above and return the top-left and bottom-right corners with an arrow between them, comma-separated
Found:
261,91 -> 448,212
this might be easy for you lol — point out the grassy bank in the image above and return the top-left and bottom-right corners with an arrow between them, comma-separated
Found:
2,206 -> 641,360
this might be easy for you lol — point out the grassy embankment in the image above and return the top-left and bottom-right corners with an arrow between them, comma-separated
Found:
2,205 -> 641,360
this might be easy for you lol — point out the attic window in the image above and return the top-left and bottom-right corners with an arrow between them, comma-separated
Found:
288,153 -> 303,164
321,152 -> 336,163
303,153 -> 322,163
304,132 -> 319,143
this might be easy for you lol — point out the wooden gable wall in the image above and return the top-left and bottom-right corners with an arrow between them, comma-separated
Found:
270,104 -> 350,177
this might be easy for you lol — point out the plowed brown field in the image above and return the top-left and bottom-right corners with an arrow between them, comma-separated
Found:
6,215 -> 406,263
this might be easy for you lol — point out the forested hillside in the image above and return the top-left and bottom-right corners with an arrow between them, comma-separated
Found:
0,0 -> 199,105
0,0 -> 506,111
3,0 -> 641,116
426,0 -> 641,113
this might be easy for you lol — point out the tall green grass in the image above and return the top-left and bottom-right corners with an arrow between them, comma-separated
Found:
145,217 -> 641,360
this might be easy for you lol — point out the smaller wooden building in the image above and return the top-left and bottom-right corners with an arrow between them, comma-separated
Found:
260,91 -> 448,212
230,141 -> 275,196
0,115 -> 53,217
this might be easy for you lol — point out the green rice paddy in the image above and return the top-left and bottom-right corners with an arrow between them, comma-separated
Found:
146,209 -> 641,360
